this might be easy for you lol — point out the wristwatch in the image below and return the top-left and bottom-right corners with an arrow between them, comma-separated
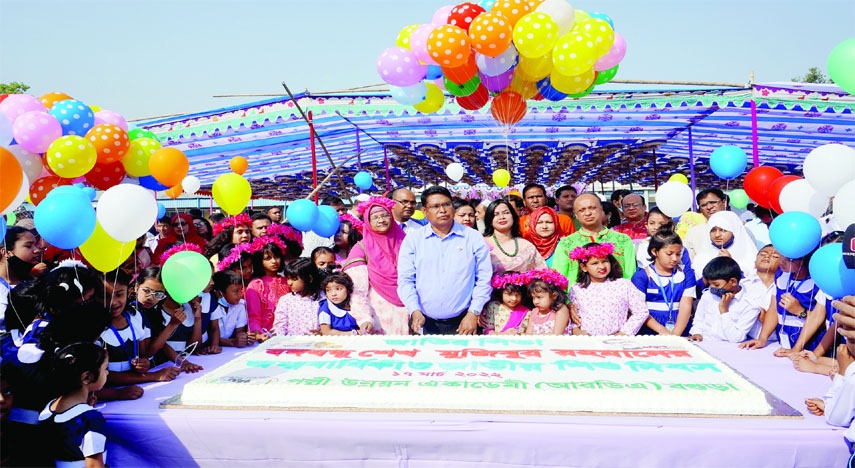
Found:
798,309 -> 808,319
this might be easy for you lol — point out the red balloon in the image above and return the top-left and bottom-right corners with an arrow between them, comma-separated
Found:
490,91 -> 527,126
29,176 -> 71,206
743,166 -> 783,208
447,3 -> 486,32
441,53 -> 478,85
85,160 -> 127,191
765,175 -> 800,214
457,84 -> 490,110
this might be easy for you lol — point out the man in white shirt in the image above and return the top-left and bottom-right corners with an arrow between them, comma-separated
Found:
389,188 -> 425,234
690,257 -> 767,343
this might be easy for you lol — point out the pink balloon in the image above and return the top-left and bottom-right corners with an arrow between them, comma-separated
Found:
410,24 -> 439,65
594,32 -> 626,71
0,94 -> 46,122
376,46 -> 428,87
94,110 -> 128,131
11,111 -> 62,153
433,77 -> 447,91
432,5 -> 455,25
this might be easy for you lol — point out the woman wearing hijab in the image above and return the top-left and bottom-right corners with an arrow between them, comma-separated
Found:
152,213 -> 208,264
342,197 -> 408,335
523,206 -> 564,267
691,210 -> 758,281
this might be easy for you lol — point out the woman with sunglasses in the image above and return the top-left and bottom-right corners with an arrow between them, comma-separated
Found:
151,214 -> 208,264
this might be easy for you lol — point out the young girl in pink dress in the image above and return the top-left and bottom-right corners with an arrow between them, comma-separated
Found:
524,270 -> 571,335
569,242 -> 649,336
273,258 -> 321,336
244,236 -> 291,342
480,272 -> 531,335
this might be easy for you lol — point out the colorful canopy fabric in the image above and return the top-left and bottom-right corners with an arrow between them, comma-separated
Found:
141,83 -> 854,199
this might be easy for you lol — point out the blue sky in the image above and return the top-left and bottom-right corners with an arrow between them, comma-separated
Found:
1,0 -> 851,121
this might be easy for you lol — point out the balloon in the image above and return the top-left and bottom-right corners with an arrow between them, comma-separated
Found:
490,90 -> 527,126
97,184 -> 159,242
709,145 -> 748,180
86,124 -> 130,163
49,99 -> 95,136
34,186 -> 96,249
594,31 -> 626,71
0,113 -> 11,145
157,202 -> 166,219
446,163 -> 465,182
286,199 -> 320,232
508,73 -> 540,99
409,24 -> 439,66
0,147 -> 24,214
593,64 -> 619,85
122,137 -> 161,177
182,175 -> 201,194
212,173 -> 252,215
778,179 -> 829,218
728,189 -> 750,210
468,11 -> 513,57
476,45 -> 518,76
39,92 -> 73,110
481,68 -> 515,92
229,156 -> 248,175
426,65 -> 443,80
432,4 -> 455,25
312,205 -> 342,238
492,0 -> 534,27
5,212 -> 15,226
79,221 -> 136,273
803,143 -> 855,197
427,25 -> 472,68
535,76 -> 569,101
93,110 -> 128,131
456,84 -> 490,110
810,243 -> 855,298
354,171 -> 373,190
668,174 -> 689,184
576,17 -> 614,56
442,53 -> 479,84
411,209 -> 426,221
11,111 -> 62,153
589,12 -> 615,29
165,185 -> 183,199
28,176 -> 71,206
448,3 -> 486,32
0,94 -> 45,122
769,211 -> 822,259
552,30 -> 598,76
395,24 -> 420,49
828,38 -> 855,95
654,181 -> 694,217
493,168 -> 511,188
550,68 -> 595,95
139,175 -> 170,191
536,0 -> 576,36
390,81 -> 429,105
127,128 -> 158,141
46,135 -> 97,178
7,145 -> 42,182
413,83 -> 445,114
377,46 -> 428,87
518,52 -> 554,81
161,251 -> 213,303
513,12 -> 559,59
833,180 -> 855,227
149,147 -> 189,187
765,175 -> 800,214
743,166 -> 783,209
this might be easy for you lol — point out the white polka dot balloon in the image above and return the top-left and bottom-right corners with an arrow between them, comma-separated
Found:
376,46 -> 428,87
49,99 -> 95,136
11,110 -> 62,154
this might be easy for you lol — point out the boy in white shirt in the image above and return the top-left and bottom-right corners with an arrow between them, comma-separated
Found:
806,340 -> 855,459
212,270 -> 249,348
690,257 -> 767,343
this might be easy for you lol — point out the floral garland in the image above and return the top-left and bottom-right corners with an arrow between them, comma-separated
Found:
339,213 -> 364,234
159,243 -> 203,266
267,223 -> 303,248
356,196 -> 396,219
569,242 -> 615,263
491,268 -> 569,291
212,213 -> 252,236
215,235 -> 287,272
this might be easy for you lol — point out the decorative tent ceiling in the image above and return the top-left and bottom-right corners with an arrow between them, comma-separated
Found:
141,82 -> 854,200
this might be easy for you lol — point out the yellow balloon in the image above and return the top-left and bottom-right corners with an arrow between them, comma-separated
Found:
396,24 -> 420,49
669,173 -> 689,185
574,9 -> 590,24
517,52 -> 553,81
212,172 -> 252,215
413,83 -> 444,114
513,12 -> 559,58
122,137 -> 161,177
509,73 -> 540,99
46,135 -> 97,178
493,169 -> 511,188
550,68 -> 595,94
552,31 -> 599,76
576,18 -> 614,56
411,209 -> 425,221
80,221 -> 136,272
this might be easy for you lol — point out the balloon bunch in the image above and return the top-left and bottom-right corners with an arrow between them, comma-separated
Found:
377,0 -> 626,126
212,156 -> 253,215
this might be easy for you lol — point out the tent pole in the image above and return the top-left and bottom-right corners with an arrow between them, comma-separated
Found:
689,127 -> 697,211
653,148 -> 659,190
750,99 -> 760,167
384,147 -> 390,191
309,110 -> 318,205
356,130 -> 362,194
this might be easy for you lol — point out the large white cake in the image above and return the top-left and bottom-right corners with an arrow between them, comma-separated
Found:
179,335 -> 773,416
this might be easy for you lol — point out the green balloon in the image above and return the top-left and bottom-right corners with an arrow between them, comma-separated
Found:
594,65 -> 619,85
729,188 -> 750,210
828,38 -> 855,95
128,128 -> 160,142
161,251 -> 213,303
444,75 -> 480,97
567,83 -> 596,98
6,212 -> 16,226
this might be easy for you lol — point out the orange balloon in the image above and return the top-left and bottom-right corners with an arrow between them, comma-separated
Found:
165,184 -> 183,199
230,156 -> 248,175
29,176 -> 71,206
86,124 -> 130,163
427,25 -> 471,68
441,53 -> 479,85
490,90 -> 528,126
0,147 -> 24,212
148,147 -> 189,187
492,0 -> 534,27
469,12 -> 514,58
39,92 -> 73,110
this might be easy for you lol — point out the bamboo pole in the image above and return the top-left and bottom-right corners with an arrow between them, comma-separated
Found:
304,151 -> 364,201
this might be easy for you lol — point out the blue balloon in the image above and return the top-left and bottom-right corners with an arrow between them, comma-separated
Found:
389,82 -> 428,106
710,145 -> 747,180
0,217 -> 6,240
769,211 -> 821,259
354,171 -> 373,190
49,99 -> 95,136
809,243 -> 855,298
157,202 -> 166,219
286,199 -> 319,232
312,205 -> 342,238
536,77 -> 568,102
478,0 -> 496,10
139,175 -> 169,191
34,187 -> 96,249
82,187 -> 96,201
46,185 -> 91,203
589,12 -> 615,28
426,65 -> 443,80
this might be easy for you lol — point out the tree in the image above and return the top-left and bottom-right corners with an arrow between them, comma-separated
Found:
791,67 -> 831,84
0,81 -> 30,94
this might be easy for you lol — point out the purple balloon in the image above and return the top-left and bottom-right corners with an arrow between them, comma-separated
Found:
481,68 -> 515,93
0,94 -> 45,122
376,47 -> 428,87
594,32 -> 627,71
11,111 -> 62,154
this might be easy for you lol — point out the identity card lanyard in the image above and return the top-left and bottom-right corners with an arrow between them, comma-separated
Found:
108,312 -> 138,366
651,269 -> 677,331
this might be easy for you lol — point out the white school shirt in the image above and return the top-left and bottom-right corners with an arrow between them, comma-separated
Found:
690,279 -> 767,342
745,276 -> 779,342
217,299 -> 248,339
823,364 -> 855,447
166,293 -> 224,352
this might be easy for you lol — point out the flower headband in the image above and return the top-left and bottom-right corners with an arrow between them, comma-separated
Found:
266,223 -> 303,248
215,235 -> 287,272
159,243 -> 203,266
356,197 -> 397,219
491,269 -> 568,291
339,213 -> 364,234
212,213 -> 252,236
569,243 -> 615,263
